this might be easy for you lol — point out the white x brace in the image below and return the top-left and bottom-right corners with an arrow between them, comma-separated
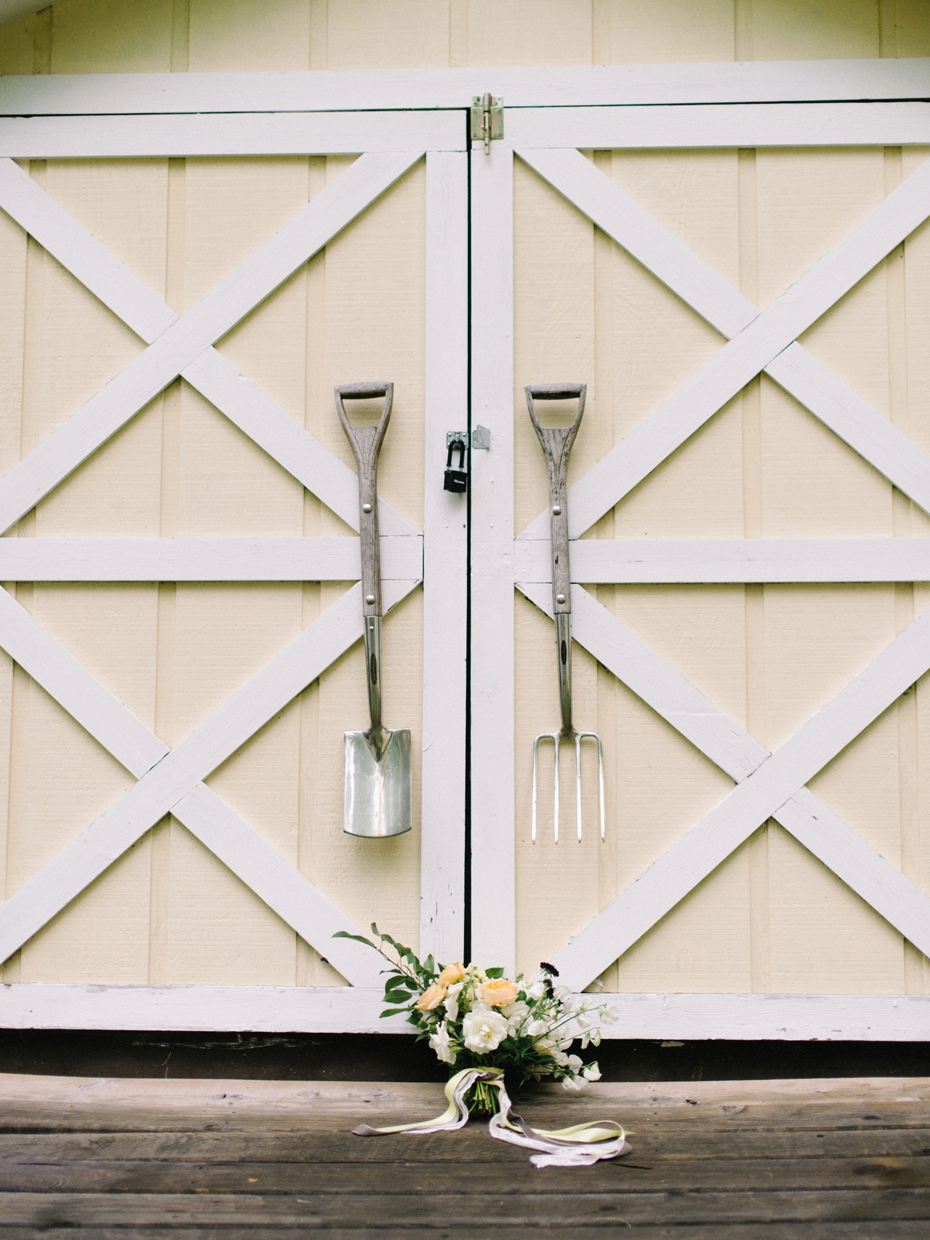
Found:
0,152 -> 433,982
510,148 -> 930,990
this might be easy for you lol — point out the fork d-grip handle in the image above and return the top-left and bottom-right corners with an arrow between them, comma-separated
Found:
525,384 -> 586,617
334,382 -> 393,620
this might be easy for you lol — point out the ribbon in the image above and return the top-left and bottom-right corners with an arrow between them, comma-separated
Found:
353,1067 -> 630,1168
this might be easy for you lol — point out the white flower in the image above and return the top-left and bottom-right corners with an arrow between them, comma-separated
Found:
527,1018 -> 549,1038
601,1005 -> 620,1027
582,1063 -> 601,1081
462,1005 -> 509,1053
553,984 -> 573,1004
526,980 -> 547,1000
444,981 -> 464,1021
502,1000 -> 529,1034
562,1074 -> 588,1093
428,1021 -> 457,1065
566,1054 -> 583,1071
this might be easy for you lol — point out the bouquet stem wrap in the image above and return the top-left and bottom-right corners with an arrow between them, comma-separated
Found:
352,1068 -> 630,1169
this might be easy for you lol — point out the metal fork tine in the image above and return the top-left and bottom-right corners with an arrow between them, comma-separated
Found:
532,734 -> 540,845
578,731 -> 606,843
553,731 -> 561,845
574,733 -> 583,843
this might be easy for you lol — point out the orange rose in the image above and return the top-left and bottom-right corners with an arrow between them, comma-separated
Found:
476,978 -> 520,1007
438,962 -> 465,986
415,982 -> 447,1011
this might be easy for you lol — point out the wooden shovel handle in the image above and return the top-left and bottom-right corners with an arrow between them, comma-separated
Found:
335,382 -> 394,618
525,384 -> 586,615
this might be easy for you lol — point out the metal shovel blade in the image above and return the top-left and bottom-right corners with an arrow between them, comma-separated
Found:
343,727 -> 412,838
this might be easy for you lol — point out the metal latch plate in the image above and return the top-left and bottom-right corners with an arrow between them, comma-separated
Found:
447,426 -> 491,449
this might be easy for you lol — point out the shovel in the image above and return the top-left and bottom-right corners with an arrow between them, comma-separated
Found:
335,382 -> 412,838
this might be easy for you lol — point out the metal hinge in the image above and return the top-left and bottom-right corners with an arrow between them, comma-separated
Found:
470,93 -> 503,155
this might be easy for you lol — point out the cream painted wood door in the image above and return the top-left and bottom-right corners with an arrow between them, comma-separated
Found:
470,101 -> 930,1040
0,113 -> 467,1031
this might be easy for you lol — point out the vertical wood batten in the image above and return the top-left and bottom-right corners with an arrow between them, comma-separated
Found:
469,143 -> 515,973
738,140 -> 771,995
296,154 -> 327,989
884,142 -> 925,994
149,150 -> 185,986
593,146 -> 619,993
421,150 -> 467,963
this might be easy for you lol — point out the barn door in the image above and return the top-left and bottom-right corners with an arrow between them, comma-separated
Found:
470,102 -> 930,1038
0,111 -> 467,1030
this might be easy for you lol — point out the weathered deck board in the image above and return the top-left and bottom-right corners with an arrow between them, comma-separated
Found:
3,1127 -> 930,1161
0,1075 -> 928,1235
4,1229 -> 930,1240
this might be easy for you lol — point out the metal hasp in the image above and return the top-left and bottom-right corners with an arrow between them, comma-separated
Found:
446,425 -> 491,450
335,381 -> 412,838
526,383 -> 605,845
470,93 -> 503,155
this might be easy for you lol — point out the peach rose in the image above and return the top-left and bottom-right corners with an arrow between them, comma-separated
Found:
475,978 -> 520,1007
415,982 -> 447,1011
438,962 -> 465,986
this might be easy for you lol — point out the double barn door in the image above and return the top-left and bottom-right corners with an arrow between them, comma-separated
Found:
1,61 -> 929,1038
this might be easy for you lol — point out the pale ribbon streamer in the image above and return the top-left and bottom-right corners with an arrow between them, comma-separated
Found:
353,1066 -> 631,1168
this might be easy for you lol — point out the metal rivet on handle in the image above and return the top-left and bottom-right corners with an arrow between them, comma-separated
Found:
556,593 -> 566,604
552,505 -> 561,515
362,503 -> 372,513
366,594 -> 376,605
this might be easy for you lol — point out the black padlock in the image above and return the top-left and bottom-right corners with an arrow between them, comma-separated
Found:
444,437 -> 468,493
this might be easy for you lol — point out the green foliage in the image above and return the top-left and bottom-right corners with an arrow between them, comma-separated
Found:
335,922 -> 438,1019
333,925 -> 615,1098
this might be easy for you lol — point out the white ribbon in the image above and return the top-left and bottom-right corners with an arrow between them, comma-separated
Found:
353,1067 -> 630,1168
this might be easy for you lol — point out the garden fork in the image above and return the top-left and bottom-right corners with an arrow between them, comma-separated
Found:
527,384 -> 605,844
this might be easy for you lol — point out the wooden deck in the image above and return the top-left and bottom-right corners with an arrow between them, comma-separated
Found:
0,1073 -> 928,1237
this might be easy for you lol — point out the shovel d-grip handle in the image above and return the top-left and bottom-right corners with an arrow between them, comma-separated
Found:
525,383 -> 586,618
334,382 -> 393,620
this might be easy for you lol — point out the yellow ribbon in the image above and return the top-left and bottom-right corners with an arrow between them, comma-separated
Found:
353,1067 -> 630,1167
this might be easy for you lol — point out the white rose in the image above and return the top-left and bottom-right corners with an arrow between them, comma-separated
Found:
462,1005 -> 509,1053
526,980 -> 547,1000
428,1021 -> 457,1066
562,1074 -> 588,1093
444,981 -> 464,1021
582,1063 -> 601,1081
502,1000 -> 529,1034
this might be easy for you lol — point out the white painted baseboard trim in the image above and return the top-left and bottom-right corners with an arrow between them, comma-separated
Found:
1,985 -> 927,1040
592,993 -> 930,1041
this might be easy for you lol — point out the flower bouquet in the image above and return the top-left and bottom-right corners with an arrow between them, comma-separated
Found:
335,924 -> 619,1117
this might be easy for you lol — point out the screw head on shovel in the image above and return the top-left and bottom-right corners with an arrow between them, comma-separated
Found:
344,727 -> 412,837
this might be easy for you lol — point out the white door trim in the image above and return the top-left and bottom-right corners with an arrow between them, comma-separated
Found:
0,118 -> 467,1024
472,113 -> 930,1021
0,57 -> 926,114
